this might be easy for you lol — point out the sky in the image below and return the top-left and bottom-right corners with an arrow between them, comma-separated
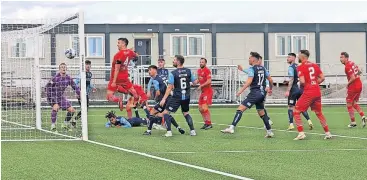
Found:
1,1 -> 367,24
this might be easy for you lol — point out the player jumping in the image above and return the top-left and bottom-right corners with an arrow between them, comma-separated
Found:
293,50 -> 332,140
74,60 -> 96,127
339,52 -> 366,128
284,53 -> 313,130
194,58 -> 213,130
118,84 -> 149,119
147,58 -> 169,99
143,65 -> 185,135
159,55 -> 197,137
45,63 -> 80,132
105,110 -> 147,128
106,38 -> 138,111
221,52 -> 274,138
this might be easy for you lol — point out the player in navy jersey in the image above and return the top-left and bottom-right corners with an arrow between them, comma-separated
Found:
159,55 -> 197,137
45,63 -> 80,132
147,58 -> 169,99
221,52 -> 275,138
237,55 -> 274,126
143,65 -> 185,135
284,53 -> 313,130
105,110 -> 147,128
73,60 -> 96,127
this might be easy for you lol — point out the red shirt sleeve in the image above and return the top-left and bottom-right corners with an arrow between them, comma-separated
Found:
314,64 -> 322,76
345,64 -> 354,77
205,68 -> 211,79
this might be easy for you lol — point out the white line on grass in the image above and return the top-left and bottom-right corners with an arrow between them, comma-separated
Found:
210,123 -> 367,140
1,139 -> 80,142
86,140 -> 253,180
1,119 -> 80,141
153,148 -> 367,154
84,111 -> 362,117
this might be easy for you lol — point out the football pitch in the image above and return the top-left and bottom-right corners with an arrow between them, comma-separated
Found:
2,105 -> 367,180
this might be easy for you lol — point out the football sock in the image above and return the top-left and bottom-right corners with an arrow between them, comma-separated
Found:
51,110 -> 57,124
107,94 -> 120,103
201,109 -> 212,125
65,112 -> 74,122
347,105 -> 355,122
171,118 -> 179,128
163,114 -> 172,131
302,111 -> 310,120
260,114 -> 271,130
184,114 -> 195,130
293,110 -> 304,132
288,109 -> 294,124
315,111 -> 329,132
134,107 -> 140,118
231,110 -> 243,126
127,108 -> 132,119
353,104 -> 365,117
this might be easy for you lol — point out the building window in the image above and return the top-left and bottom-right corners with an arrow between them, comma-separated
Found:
276,34 -> 308,56
71,35 -> 104,58
87,36 -> 104,58
8,36 -> 44,58
171,34 -> 204,57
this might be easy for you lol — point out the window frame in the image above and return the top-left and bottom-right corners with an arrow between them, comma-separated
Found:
170,34 -> 205,57
7,35 -> 45,58
275,33 -> 309,57
86,35 -> 105,58
70,34 -> 105,58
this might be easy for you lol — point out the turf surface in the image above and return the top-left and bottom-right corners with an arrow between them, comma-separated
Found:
2,106 -> 367,180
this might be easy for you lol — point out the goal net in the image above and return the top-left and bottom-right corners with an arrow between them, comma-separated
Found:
1,11 -> 88,141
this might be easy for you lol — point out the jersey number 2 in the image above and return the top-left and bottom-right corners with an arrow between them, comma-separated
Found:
308,67 -> 317,85
180,78 -> 187,89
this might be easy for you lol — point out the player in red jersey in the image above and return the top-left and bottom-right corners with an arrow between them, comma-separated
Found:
106,38 -> 138,111
293,50 -> 332,140
117,84 -> 149,119
195,58 -> 213,130
340,52 -> 366,128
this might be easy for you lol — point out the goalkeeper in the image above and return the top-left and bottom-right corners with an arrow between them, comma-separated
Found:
45,63 -> 80,132
74,60 -> 96,126
105,110 -> 148,128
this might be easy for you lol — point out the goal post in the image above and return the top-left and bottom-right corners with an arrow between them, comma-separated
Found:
1,10 -> 88,141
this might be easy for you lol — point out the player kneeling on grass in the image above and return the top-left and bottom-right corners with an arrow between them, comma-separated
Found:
45,63 -> 80,132
105,110 -> 147,128
221,52 -> 274,138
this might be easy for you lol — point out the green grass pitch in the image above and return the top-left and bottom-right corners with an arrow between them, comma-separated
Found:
2,105 -> 367,180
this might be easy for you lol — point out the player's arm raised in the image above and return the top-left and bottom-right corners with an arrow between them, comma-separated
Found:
236,67 -> 254,96
159,73 -> 174,106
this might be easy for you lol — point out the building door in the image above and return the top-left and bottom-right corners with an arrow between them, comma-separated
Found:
134,39 -> 151,65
